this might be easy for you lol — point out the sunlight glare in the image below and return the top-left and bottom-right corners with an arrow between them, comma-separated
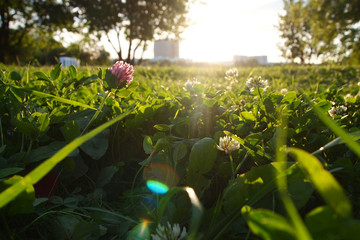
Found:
181,0 -> 283,63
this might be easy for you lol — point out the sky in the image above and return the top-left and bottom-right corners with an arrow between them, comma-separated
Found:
102,0 -> 285,63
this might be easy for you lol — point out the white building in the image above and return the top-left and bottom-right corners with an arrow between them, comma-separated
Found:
233,55 -> 268,65
59,56 -> 80,67
154,40 -> 180,60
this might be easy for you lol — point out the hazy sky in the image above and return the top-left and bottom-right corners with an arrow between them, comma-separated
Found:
102,0 -> 285,63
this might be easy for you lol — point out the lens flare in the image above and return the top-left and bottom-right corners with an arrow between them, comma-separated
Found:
146,180 -> 169,194
143,163 -> 179,194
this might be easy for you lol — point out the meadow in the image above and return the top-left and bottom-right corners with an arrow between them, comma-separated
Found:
0,63 -> 360,240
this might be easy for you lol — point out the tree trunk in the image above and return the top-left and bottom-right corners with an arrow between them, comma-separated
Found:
138,41 -> 147,65
106,31 -> 123,61
132,40 -> 143,65
126,38 -> 134,64
0,9 -> 10,63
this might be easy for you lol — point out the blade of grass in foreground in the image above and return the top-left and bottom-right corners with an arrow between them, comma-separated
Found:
0,109 -> 133,209
288,147 -> 352,219
275,112 -> 313,240
11,85 -> 97,110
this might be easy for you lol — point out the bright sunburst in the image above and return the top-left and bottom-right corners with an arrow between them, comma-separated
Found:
180,0 -> 283,63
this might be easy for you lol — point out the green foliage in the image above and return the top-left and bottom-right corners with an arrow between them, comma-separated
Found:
0,0 -> 74,64
0,64 -> 360,239
278,0 -> 313,64
278,0 -> 360,64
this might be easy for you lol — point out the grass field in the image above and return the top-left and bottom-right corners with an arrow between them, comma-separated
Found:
1,63 -> 360,239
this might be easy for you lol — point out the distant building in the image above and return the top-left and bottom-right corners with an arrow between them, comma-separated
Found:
233,55 -> 268,65
154,40 -> 180,60
59,56 -> 80,67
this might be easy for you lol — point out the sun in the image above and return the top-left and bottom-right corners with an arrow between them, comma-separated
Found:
180,0 -> 283,63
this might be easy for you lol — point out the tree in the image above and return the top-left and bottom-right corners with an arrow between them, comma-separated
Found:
307,0 -> 360,64
0,0 -> 74,64
278,0 -> 314,64
71,0 -> 190,64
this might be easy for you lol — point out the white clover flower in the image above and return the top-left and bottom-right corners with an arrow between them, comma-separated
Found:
280,88 -> 288,95
217,135 -> 241,154
184,78 -> 200,92
225,68 -> 239,81
151,222 -> 188,240
328,105 -> 348,118
246,76 -> 269,91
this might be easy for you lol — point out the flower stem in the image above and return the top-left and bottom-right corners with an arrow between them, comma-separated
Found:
81,91 -> 112,135
229,153 -> 235,178
232,151 -> 249,179
257,87 -> 263,101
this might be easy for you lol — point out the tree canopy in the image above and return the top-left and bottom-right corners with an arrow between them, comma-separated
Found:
71,0 -> 190,64
0,0 -> 74,63
1,0 -> 191,65
278,0 -> 360,64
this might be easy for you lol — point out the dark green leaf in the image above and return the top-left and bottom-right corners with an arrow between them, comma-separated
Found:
9,86 -> 25,102
80,129 -> 109,160
36,113 -> 50,133
143,136 -> 153,154
50,63 -> 61,80
127,81 -> 139,91
305,206 -> 360,239
97,68 -> 103,79
173,142 -> 187,163
154,124 -> 171,131
281,92 -> 297,103
187,137 -> 217,174
264,97 -> 275,114
0,175 -> 35,215
34,71 -> 49,81
104,69 -> 118,89
223,162 -> 312,214
116,88 -> 132,98
13,118 -> 37,135
10,71 -> 21,81
61,120 -> 81,143
0,167 -> 24,179
68,65 -> 77,79
0,145 -> 6,156
28,142 -> 78,163
72,221 -> 101,240
63,197 -> 79,208
96,166 -> 119,187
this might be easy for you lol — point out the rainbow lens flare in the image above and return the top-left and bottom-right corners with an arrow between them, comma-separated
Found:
146,180 -> 169,194
143,163 -> 179,194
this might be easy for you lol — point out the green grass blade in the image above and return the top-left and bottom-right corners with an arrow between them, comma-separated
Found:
12,85 -> 97,110
275,113 -> 313,240
288,147 -> 352,218
185,187 -> 203,240
312,132 -> 360,155
0,110 -> 133,209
